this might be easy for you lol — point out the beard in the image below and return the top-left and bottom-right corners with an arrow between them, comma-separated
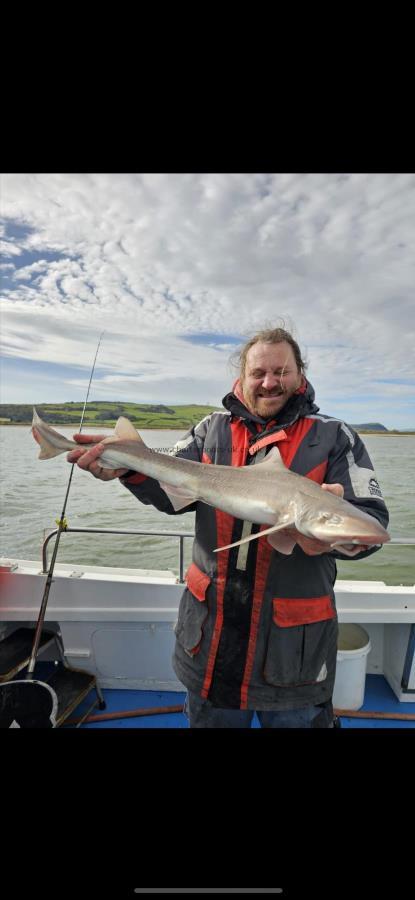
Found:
240,366 -> 303,419
246,390 -> 288,418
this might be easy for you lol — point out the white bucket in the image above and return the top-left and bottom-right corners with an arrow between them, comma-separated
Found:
332,624 -> 371,711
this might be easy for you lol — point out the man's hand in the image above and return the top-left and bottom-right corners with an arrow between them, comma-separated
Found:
295,483 -> 369,556
321,483 -> 344,499
66,433 -> 129,481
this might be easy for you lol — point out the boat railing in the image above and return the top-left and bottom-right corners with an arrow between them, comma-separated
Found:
41,528 -> 414,584
41,527 -> 195,583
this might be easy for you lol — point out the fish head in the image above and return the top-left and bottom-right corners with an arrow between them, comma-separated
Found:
296,496 -> 390,547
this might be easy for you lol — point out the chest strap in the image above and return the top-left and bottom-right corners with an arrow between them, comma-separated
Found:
248,429 -> 288,455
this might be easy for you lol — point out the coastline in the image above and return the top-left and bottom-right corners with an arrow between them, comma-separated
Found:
1,423 -> 414,434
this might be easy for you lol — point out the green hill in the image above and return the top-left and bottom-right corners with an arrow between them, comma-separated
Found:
1,406 -> 410,433
0,402 -> 220,430
350,422 -> 388,432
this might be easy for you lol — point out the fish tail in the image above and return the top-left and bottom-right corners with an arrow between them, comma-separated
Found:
32,407 -> 70,459
32,424 -> 66,459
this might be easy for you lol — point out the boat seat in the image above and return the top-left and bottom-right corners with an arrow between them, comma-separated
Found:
0,627 -> 106,727
0,627 -> 57,681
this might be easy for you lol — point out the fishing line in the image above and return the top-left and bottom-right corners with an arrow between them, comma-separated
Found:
26,331 -> 106,677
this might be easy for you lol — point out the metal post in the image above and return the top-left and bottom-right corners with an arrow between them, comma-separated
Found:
179,536 -> 184,583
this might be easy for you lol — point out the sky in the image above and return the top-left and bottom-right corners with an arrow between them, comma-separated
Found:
0,172 -> 414,429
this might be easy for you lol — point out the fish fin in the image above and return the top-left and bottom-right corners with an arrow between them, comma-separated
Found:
31,408 -> 67,459
114,417 -> 142,441
158,482 -> 197,511
266,528 -> 297,555
33,432 -> 65,459
253,446 -> 286,468
214,519 -> 295,553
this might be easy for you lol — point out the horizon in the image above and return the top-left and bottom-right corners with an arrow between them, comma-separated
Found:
0,400 -> 412,431
1,173 -> 414,429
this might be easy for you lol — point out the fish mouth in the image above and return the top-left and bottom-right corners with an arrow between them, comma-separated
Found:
312,526 -> 390,545
329,533 -> 390,546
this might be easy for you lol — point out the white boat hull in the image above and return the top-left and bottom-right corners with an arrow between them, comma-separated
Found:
1,559 -> 414,700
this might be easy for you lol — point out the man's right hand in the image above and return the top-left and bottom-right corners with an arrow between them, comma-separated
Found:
66,434 -> 129,481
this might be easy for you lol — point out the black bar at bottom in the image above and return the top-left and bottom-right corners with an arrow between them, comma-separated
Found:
134,891 -> 283,895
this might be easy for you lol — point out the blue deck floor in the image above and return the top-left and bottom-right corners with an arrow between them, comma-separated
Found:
339,673 -> 415,728
68,674 -> 415,728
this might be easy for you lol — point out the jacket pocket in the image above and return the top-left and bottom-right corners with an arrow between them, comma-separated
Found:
174,563 -> 211,657
263,596 -> 337,687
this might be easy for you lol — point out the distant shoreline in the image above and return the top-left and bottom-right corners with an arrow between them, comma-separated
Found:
1,403 -> 412,433
1,422 -> 414,435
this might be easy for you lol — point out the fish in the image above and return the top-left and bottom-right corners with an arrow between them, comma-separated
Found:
31,407 -> 390,556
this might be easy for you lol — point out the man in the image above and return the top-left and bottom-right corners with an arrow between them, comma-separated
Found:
67,327 -> 389,728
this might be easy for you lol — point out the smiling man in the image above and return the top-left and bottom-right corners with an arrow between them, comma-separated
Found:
240,337 -> 303,419
68,326 -> 389,728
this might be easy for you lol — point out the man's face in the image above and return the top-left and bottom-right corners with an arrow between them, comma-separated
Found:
241,341 -> 303,418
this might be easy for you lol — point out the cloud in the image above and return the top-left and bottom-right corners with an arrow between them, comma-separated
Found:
1,173 -> 414,427
0,240 -> 22,257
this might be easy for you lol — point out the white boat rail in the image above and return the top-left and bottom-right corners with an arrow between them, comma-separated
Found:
41,527 -> 414,583
42,527 -> 195,582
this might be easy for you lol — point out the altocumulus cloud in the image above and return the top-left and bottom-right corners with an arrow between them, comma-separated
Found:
0,173 -> 414,427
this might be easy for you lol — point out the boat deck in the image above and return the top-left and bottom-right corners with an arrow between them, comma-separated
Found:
1,558 -> 414,727
62,672 -> 415,728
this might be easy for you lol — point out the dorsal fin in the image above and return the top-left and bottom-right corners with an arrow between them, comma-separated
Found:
254,446 -> 286,468
114,416 -> 142,441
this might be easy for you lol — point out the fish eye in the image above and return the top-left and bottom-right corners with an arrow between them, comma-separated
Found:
319,513 -> 342,524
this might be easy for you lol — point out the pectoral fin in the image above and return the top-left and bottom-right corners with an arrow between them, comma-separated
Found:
214,519 -> 295,553
266,528 -> 297,555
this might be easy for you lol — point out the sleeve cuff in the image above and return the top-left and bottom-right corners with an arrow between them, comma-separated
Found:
120,471 -> 148,485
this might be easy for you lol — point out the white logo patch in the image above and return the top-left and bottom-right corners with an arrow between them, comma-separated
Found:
368,476 -> 382,497
346,457 -> 384,499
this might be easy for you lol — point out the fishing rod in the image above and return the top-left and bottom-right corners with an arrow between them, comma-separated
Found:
26,330 -> 106,677
0,332 -> 106,728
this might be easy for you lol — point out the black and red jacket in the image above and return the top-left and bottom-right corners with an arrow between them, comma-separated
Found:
121,380 -> 389,710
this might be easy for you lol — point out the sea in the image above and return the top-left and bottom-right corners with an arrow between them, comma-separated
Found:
0,426 -> 414,586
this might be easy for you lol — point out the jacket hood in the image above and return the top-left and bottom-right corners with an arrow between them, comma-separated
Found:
222,376 -> 320,436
